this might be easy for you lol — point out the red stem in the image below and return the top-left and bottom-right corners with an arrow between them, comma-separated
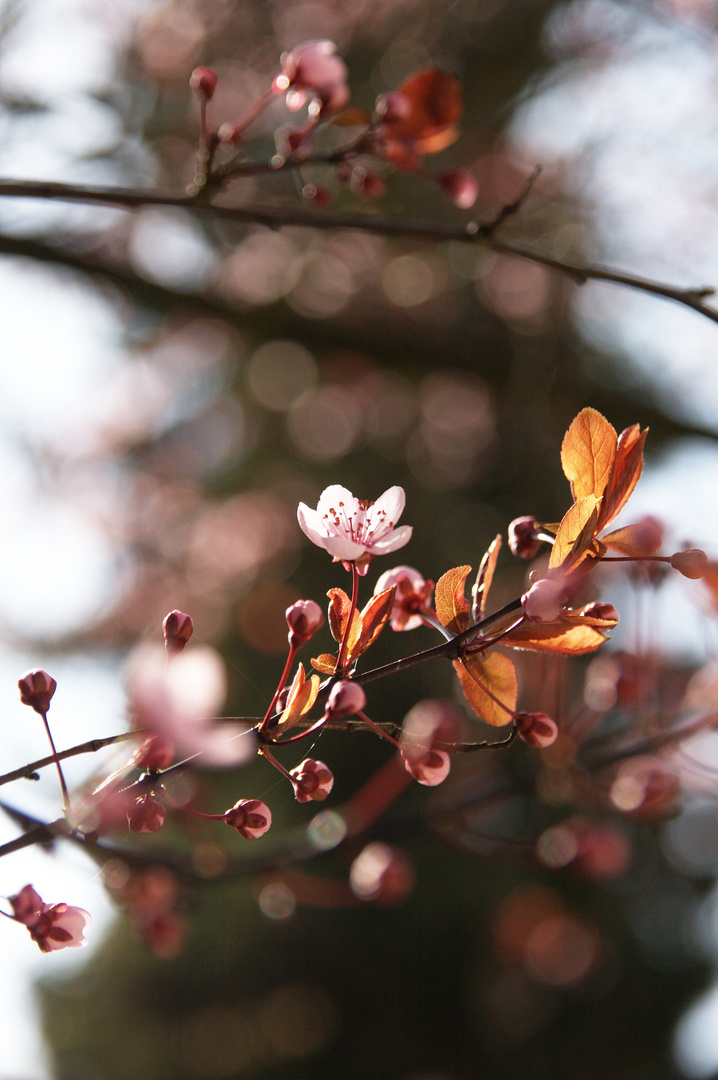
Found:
260,644 -> 298,733
41,712 -> 71,813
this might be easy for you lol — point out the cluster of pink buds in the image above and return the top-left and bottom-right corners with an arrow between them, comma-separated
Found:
6,885 -> 90,953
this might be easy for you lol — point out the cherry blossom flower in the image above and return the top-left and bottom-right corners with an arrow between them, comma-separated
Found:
275,40 -> 349,117
297,485 -> 412,575
374,566 -> 434,631
224,799 -> 272,839
8,885 -> 90,953
290,758 -> 334,802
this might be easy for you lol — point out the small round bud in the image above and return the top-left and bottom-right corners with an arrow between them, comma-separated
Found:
127,794 -> 166,834
286,599 -> 324,648
224,799 -> 272,839
670,548 -> 708,579
302,183 -> 332,206
515,711 -> 558,749
508,516 -> 542,560
325,680 -> 366,720
350,168 -> 387,201
402,748 -> 451,787
349,842 -> 416,904
436,168 -> 479,209
290,758 -> 334,803
18,669 -> 57,715
190,66 -> 218,101
522,578 -> 565,622
218,122 -> 242,146
163,610 -> 194,655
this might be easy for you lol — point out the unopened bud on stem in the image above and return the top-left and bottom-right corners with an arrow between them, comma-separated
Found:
18,670 -> 57,715
163,610 -> 194,655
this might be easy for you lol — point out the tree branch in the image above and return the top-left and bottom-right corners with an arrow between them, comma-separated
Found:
1,179 -> 717,325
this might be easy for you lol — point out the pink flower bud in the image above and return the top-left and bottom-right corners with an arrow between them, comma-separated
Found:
349,842 -> 416,904
290,758 -> 334,802
325,680 -> 366,719
350,169 -> 388,201
286,599 -> 324,648
18,669 -> 57,715
402,748 -> 451,786
133,735 -> 175,772
126,793 -> 166,834
9,886 -> 90,952
302,183 -> 332,206
515,711 -> 558,748
508,516 -> 542,560
580,602 -> 619,624
224,798 -> 272,839
522,578 -> 565,622
163,610 -> 194,655
437,168 -> 479,209
670,548 -> 708,579
374,91 -> 411,124
190,66 -> 218,101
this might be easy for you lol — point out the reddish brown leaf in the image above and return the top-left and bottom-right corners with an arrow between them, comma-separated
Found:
602,519 -> 662,557
310,653 -> 338,675
435,565 -> 472,634
386,69 -> 462,152
453,652 -> 517,727
327,588 -> 362,653
548,495 -> 601,575
472,535 -> 501,621
331,106 -> 371,127
561,408 -> 617,502
349,585 -> 397,661
599,424 -> 647,529
506,619 -> 608,655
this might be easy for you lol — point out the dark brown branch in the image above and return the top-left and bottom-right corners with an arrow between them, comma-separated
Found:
0,179 -> 717,325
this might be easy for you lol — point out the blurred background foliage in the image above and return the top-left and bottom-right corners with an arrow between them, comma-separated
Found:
2,0 -> 718,1077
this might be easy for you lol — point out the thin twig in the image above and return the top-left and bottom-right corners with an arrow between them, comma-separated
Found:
0,179 -> 716,324
0,732 -> 133,788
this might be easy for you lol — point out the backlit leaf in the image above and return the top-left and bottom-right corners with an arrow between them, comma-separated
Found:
327,588 -> 362,654
561,408 -> 617,501
453,651 -> 517,727
349,585 -> 397,662
548,495 -> 601,574
389,69 -> 462,153
311,653 -> 338,674
599,424 -> 647,529
435,565 -> 472,634
602,519 -> 662,557
472,534 -> 501,621
506,619 -> 609,655
274,664 -> 320,731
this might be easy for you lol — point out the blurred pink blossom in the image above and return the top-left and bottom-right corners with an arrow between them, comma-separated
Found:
9,885 -> 90,953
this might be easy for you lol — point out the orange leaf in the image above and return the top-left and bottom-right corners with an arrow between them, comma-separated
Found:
387,69 -> 462,150
435,565 -> 472,634
602,519 -> 662,557
506,619 -> 608,655
472,534 -> 501,621
561,407 -> 617,502
599,424 -> 647,529
348,585 -> 396,662
327,588 -> 362,654
453,652 -> 517,727
548,495 -> 602,575
273,664 -> 320,732
331,106 -> 371,127
311,653 -> 338,674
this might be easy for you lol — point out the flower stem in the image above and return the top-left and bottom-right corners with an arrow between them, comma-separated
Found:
356,710 -> 402,749
260,645 -> 298,733
40,712 -> 71,813
259,746 -> 296,783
